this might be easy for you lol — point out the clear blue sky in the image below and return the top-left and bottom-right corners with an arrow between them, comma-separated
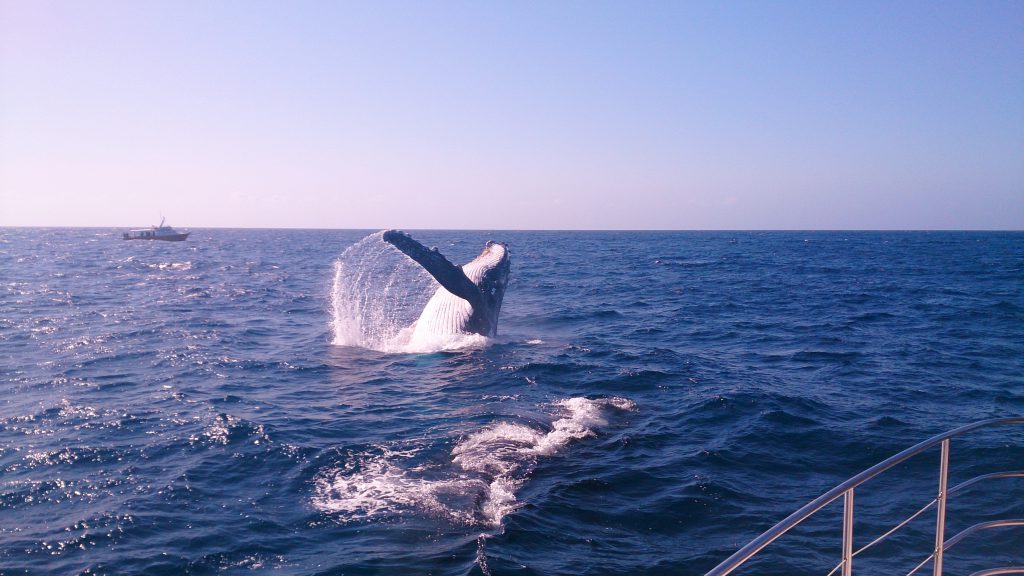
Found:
2,1 -> 1021,229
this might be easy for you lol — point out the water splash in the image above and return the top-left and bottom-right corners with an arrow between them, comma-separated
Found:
330,231 -> 491,353
329,232 -> 437,352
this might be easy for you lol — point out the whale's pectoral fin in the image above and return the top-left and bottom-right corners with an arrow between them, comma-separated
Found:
383,230 -> 485,310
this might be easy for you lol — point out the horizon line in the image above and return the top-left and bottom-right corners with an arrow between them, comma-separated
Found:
2,225 -> 1022,233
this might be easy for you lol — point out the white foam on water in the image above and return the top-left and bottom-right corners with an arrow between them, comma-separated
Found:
312,397 -> 635,527
311,447 -> 485,525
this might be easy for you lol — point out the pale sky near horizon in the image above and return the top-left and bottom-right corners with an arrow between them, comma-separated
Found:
1,1 -> 1022,230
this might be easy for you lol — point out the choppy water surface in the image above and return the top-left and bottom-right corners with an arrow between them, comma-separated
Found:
1,229 -> 1022,575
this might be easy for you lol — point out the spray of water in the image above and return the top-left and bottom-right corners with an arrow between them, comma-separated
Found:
330,231 -> 491,352
330,232 -> 443,352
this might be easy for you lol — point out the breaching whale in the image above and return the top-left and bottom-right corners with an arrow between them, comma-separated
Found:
382,230 -> 510,342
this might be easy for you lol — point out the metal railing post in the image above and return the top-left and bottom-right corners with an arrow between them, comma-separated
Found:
703,418 -> 1024,576
933,439 -> 950,576
843,489 -> 854,576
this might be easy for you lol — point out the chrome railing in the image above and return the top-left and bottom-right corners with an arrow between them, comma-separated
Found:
706,417 -> 1024,576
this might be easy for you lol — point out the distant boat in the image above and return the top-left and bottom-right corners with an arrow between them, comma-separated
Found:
122,218 -> 190,241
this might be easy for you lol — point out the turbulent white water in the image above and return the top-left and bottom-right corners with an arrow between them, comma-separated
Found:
330,232 -> 488,353
312,397 -> 636,527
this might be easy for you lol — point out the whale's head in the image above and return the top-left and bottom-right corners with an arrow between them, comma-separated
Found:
462,241 -> 510,335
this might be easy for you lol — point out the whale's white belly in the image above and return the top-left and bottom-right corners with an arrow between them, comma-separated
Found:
410,286 -> 474,342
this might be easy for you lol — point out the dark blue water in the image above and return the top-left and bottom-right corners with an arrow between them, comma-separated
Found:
2,229 -> 1022,575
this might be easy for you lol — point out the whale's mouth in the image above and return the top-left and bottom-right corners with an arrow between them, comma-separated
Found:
478,242 -> 507,265
463,242 -> 508,284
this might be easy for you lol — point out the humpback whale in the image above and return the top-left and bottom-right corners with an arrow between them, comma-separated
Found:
383,230 -> 510,342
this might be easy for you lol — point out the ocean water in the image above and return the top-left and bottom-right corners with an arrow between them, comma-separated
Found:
1,228 -> 1022,575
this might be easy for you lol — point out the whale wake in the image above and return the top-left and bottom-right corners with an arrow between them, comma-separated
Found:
312,397 -> 635,528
